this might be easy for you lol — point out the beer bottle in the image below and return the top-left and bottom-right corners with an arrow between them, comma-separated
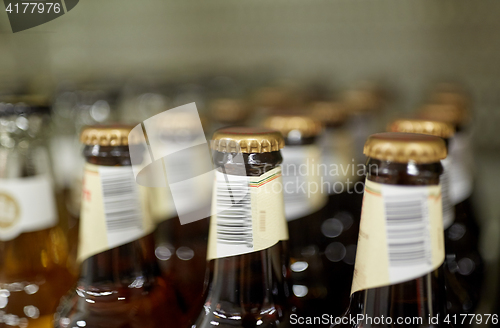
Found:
263,114 -> 333,318
55,125 -> 184,328
388,119 -> 484,318
148,110 -> 213,321
310,102 -> 360,314
334,133 -> 450,328
51,86 -> 118,272
0,97 -> 75,328
193,127 -> 291,328
418,104 -> 483,312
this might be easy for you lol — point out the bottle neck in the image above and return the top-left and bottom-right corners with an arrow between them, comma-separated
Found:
206,150 -> 289,309
79,145 -> 158,288
347,157 -> 446,322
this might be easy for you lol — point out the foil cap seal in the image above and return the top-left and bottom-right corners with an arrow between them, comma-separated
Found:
211,126 -> 284,153
388,119 -> 455,139
263,114 -> 323,138
364,132 -> 447,164
80,124 -> 141,146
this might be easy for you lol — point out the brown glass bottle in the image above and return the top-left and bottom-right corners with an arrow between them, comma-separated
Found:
389,118 -> 484,318
144,109 -> 213,323
419,104 -> 484,314
333,132 -> 451,328
193,127 -> 292,328
311,102 -> 362,315
0,98 -> 75,328
262,114 -> 333,320
55,125 -> 186,328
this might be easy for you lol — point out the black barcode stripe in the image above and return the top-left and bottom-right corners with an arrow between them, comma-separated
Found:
100,170 -> 142,232
216,175 -> 253,248
384,194 -> 430,268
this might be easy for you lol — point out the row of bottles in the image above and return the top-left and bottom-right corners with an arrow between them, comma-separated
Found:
0,80 -> 491,328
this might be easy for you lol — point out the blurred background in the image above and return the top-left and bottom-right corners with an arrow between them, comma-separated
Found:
0,0 -> 499,317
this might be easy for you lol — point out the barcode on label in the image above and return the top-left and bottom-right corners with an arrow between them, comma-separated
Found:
215,171 -> 254,257
99,167 -> 144,248
384,192 -> 431,268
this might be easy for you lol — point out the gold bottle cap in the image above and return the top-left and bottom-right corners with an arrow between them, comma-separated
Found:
263,114 -> 323,138
342,82 -> 385,113
364,132 -> 447,164
310,101 -> 347,126
211,126 -> 284,153
210,98 -> 250,123
388,119 -> 455,139
80,124 -> 141,146
417,103 -> 470,126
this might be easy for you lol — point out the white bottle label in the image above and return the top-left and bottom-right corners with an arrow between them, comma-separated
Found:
78,164 -> 155,262
207,167 -> 289,260
0,175 -> 57,241
351,180 -> 445,295
448,132 -> 474,205
281,145 -> 327,221
440,159 -> 455,229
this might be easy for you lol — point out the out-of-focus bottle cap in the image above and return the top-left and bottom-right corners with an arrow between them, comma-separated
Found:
417,103 -> 470,126
80,124 -> 141,146
209,98 -> 250,124
263,114 -> 323,138
388,119 -> 455,139
342,82 -> 385,113
310,101 -> 347,126
364,132 -> 447,164
211,126 -> 284,153
429,83 -> 470,110
253,80 -> 305,111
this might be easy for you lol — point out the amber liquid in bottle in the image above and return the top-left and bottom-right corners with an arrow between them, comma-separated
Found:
0,112 -> 75,328
334,157 -> 451,328
55,145 -> 186,328
193,150 -> 292,328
